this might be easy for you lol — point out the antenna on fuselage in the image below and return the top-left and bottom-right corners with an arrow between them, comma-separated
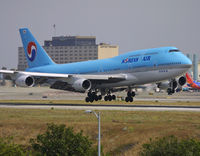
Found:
53,24 -> 56,36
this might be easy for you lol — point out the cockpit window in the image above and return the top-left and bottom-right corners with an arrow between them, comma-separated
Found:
169,49 -> 180,52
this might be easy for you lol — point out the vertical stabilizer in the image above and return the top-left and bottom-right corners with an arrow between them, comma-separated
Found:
19,28 -> 55,69
185,73 -> 193,84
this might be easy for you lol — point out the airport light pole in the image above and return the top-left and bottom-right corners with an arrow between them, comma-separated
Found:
85,110 -> 101,156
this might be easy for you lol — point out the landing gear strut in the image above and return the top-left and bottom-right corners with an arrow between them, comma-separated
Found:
167,80 -> 177,95
125,91 -> 135,102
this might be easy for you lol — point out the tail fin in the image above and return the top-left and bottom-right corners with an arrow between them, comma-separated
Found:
185,73 -> 193,84
19,28 -> 55,69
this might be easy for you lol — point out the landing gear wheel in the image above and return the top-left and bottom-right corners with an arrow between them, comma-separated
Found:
104,96 -> 108,101
108,95 -> 112,101
127,91 -> 132,97
112,95 -> 116,100
85,97 -> 90,102
98,95 -> 102,100
94,95 -> 99,101
89,97 -> 94,103
167,88 -> 173,95
129,97 -> 133,102
125,97 -> 129,102
131,92 -> 136,97
125,96 -> 133,102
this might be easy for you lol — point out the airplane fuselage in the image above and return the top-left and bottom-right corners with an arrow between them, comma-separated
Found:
26,47 -> 191,89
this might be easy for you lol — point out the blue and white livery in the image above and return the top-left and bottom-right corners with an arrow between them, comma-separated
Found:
0,28 -> 192,102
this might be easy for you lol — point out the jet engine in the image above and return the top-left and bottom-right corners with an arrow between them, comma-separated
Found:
157,76 -> 186,94
157,81 -> 177,90
15,75 -> 35,87
71,78 -> 91,92
50,78 -> 92,93
177,76 -> 186,86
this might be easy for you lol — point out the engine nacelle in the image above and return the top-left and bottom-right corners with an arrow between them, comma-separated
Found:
15,75 -> 35,87
157,80 -> 177,90
157,76 -> 186,94
157,81 -> 169,89
177,76 -> 186,86
71,78 -> 91,92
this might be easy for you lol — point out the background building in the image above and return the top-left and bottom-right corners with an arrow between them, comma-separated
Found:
18,36 -> 118,70
187,53 -> 199,81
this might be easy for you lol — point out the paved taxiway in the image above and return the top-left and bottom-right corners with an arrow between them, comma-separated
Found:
0,86 -> 200,112
0,86 -> 200,102
0,103 -> 200,112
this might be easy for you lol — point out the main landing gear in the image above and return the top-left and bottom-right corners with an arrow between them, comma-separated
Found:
125,91 -> 135,102
85,92 -> 102,103
85,90 -> 116,103
104,94 -> 116,101
85,90 -> 136,103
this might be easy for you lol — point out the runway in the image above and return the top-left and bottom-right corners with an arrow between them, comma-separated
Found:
0,87 -> 200,112
1,103 -> 200,112
0,86 -> 200,102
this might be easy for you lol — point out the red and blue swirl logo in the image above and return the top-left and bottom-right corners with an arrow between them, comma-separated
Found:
27,42 -> 37,61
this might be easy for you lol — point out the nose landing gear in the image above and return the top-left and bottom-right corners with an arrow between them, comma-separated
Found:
125,91 -> 135,102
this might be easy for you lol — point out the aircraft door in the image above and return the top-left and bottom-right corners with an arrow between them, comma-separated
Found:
152,56 -> 157,69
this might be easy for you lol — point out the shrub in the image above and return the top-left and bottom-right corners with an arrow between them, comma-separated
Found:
30,123 -> 94,156
0,137 -> 26,156
140,135 -> 200,156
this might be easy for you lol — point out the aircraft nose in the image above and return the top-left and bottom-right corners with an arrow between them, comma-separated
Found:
182,54 -> 192,69
185,56 -> 192,66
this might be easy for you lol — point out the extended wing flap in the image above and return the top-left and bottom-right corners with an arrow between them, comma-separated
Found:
72,74 -> 126,80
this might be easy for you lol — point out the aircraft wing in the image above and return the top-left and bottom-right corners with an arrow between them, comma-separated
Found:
0,70 -> 16,80
0,70 -> 15,74
0,69 -> 127,93
0,70 -> 126,81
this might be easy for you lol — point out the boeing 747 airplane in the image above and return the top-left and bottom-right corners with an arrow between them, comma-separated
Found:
0,28 -> 192,102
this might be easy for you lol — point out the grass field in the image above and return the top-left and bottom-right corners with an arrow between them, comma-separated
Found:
0,106 -> 200,155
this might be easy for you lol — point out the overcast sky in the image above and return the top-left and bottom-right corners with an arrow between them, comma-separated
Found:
0,0 -> 200,69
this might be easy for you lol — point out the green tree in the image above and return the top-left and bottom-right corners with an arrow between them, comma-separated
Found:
0,137 -> 26,156
30,123 -> 95,156
140,135 -> 200,156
